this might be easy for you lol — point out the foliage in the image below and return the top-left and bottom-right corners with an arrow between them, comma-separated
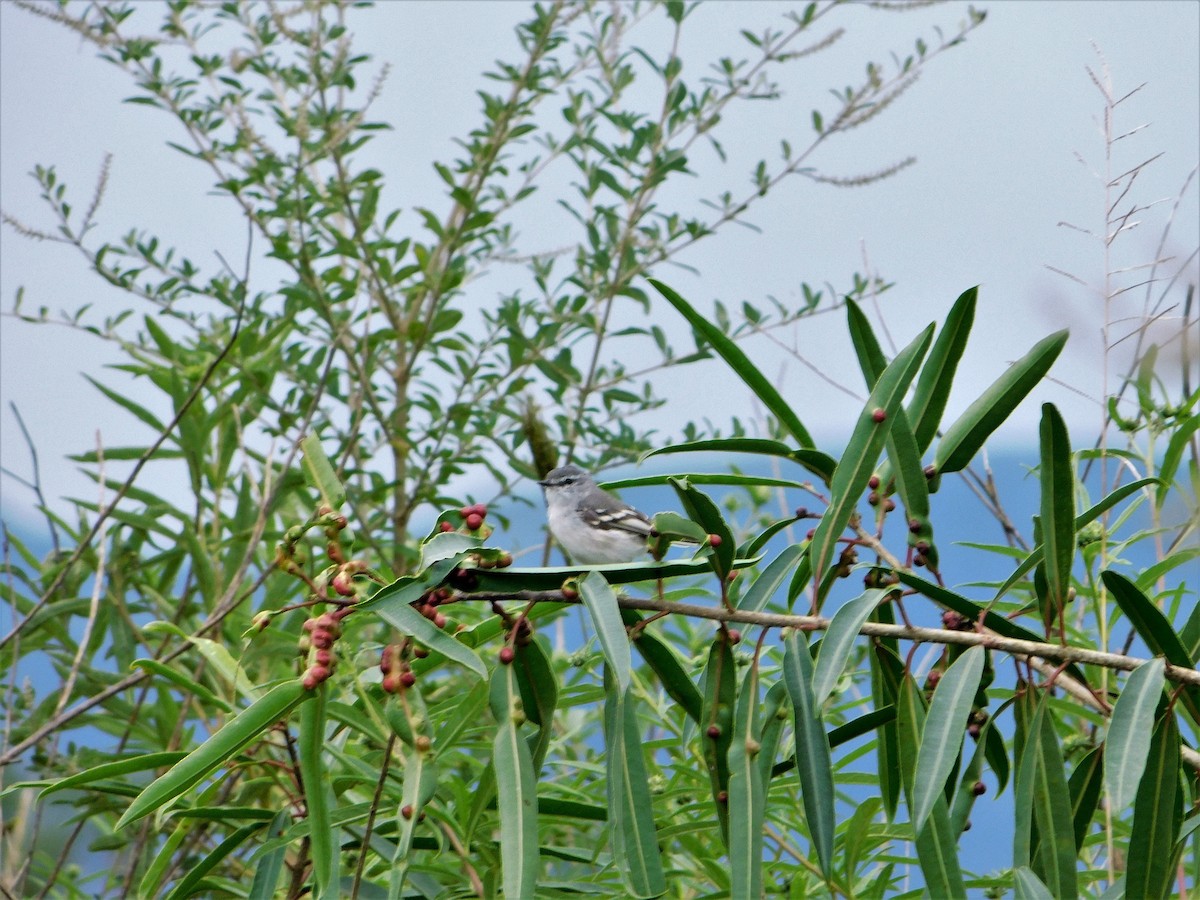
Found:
2,2 -> 1198,899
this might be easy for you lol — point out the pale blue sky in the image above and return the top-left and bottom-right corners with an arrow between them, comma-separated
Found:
1,1 -> 1197,525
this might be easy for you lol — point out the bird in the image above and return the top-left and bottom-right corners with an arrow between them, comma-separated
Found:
538,465 -> 654,564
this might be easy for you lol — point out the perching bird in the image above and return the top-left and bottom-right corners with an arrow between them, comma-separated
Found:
538,465 -> 654,564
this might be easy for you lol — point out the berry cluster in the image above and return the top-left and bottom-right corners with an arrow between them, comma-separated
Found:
299,606 -> 352,689
440,502 -> 492,538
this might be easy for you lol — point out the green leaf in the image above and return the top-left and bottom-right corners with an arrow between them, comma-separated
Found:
809,324 -> 933,604
1067,745 -> 1103,853
1014,692 -> 1077,898
629,621 -> 703,723
1102,570 -> 1200,724
40,751 -> 188,798
513,637 -> 558,773
247,810 -> 292,900
737,544 -> 804,614
782,630 -> 834,878
896,674 -> 967,896
1104,657 -> 1165,813
811,588 -> 884,707
908,286 -> 977,452
644,437 -> 835,484
933,329 -> 1068,477
491,665 -> 539,898
604,676 -> 667,898
650,278 -> 815,448
1038,403 -> 1075,627
300,433 -> 346,509
668,477 -> 735,580
164,822 -> 265,900
116,681 -> 310,829
298,687 -> 338,898
580,571 -> 633,694
701,635 -> 736,842
1013,867 -> 1055,900
1157,407 -> 1200,506
728,665 -> 765,900
912,645 -> 985,834
1126,711 -> 1182,899
367,568 -> 487,680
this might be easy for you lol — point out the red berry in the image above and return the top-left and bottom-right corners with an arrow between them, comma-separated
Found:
466,513 -> 484,530
401,804 -> 414,820
868,475 -> 880,490
727,629 -> 742,644
440,521 -> 454,533
400,671 -> 416,688
706,724 -> 721,739
707,533 -> 722,547
382,673 -> 402,694
433,612 -> 446,629
972,781 -> 986,796
499,646 -> 515,665
459,506 -> 473,519
872,408 -> 886,423
470,503 -> 488,518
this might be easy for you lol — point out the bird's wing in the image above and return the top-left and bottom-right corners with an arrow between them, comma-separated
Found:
580,503 -> 654,536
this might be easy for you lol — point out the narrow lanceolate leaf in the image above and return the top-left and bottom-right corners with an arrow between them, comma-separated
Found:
911,646 -> 985,834
580,571 -> 633,694
604,673 -> 667,898
811,589 -> 885,707
993,477 -> 1157,603
1126,711 -> 1183,900
701,634 -> 737,841
629,620 -> 703,724
164,822 -> 266,900
783,630 -> 835,879
650,278 -> 815,448
644,437 -> 836,484
300,433 -> 346,508
896,675 -> 966,897
1067,745 -> 1104,853
40,751 -> 188,797
1104,658 -> 1166,813
728,666 -> 765,900
933,329 -> 1068,477
908,286 -> 977,453
669,478 -> 736,580
809,325 -> 933,603
1014,693 -> 1077,898
247,810 -> 291,900
513,637 -> 559,774
1013,867 -> 1055,900
491,665 -> 539,898
116,681 -> 310,829
389,746 -> 438,897
737,544 -> 805,614
1102,570 -> 1200,724
1038,403 -> 1075,628
757,681 -> 790,787
298,687 -> 338,898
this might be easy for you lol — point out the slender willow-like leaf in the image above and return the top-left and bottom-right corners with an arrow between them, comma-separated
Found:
580,571 -> 633,694
644,437 -> 835,484
513,637 -> 559,773
669,477 -> 735,580
757,681 -> 789,786
912,645 -> 985,834
783,630 -> 835,879
628,618 -> 703,723
728,665 -> 765,900
701,634 -> 736,841
1102,570 -> 1200,724
1066,745 -> 1103,853
164,822 -> 266,900
650,278 -> 815,448
811,588 -> 885,707
389,746 -> 438,897
491,665 -> 539,898
298,687 -> 338,898
809,325 -> 933,603
246,810 -> 291,900
1126,711 -> 1183,899
300,432 -> 346,508
870,624 -> 904,820
40,751 -> 187,797
116,680 -> 310,829
896,675 -> 966,897
908,286 -> 977,452
1104,657 -> 1165,813
1038,403 -> 1075,630
604,674 -> 667,898
1014,692 -> 1077,898
1013,867 -> 1055,900
933,329 -> 1068,476
737,544 -> 805,614
1157,408 -> 1200,507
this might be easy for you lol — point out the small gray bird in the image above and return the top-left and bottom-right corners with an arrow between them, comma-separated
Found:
538,465 -> 653,564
